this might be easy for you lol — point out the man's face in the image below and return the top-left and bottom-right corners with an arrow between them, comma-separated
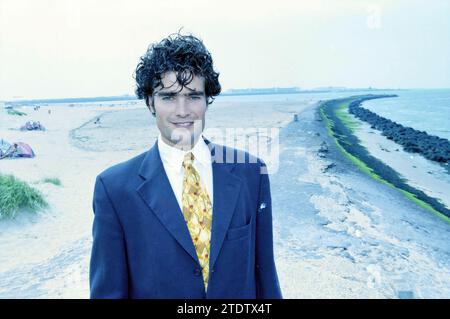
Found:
149,71 -> 207,150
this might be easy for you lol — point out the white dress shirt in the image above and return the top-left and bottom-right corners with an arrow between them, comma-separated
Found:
157,134 -> 214,212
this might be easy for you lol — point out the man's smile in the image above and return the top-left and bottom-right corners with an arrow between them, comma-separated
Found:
171,121 -> 194,128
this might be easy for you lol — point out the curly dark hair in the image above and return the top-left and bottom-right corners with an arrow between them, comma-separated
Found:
134,32 -> 221,108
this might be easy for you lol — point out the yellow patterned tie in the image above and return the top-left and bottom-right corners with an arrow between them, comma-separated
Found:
182,152 -> 213,291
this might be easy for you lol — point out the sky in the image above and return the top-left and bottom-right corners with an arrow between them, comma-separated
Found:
0,0 -> 449,100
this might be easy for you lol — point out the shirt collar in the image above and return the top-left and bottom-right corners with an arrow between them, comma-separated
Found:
157,133 -> 212,172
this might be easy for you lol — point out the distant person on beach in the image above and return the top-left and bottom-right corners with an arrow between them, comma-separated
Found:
90,32 -> 282,299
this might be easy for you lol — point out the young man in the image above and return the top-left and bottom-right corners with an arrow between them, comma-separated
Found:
89,33 -> 282,299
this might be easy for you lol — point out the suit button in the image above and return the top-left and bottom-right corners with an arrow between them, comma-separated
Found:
193,268 -> 201,276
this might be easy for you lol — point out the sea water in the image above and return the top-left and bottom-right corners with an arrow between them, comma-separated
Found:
361,89 -> 450,140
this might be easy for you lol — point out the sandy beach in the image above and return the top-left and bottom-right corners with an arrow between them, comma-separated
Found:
1,95 -> 450,298
0,101 -> 142,297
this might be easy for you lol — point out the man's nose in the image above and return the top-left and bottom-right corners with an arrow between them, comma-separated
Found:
174,96 -> 190,117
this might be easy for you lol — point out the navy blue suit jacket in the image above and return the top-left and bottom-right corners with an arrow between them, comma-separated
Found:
90,138 -> 282,299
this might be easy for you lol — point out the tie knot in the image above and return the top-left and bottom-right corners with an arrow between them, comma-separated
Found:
182,152 -> 195,169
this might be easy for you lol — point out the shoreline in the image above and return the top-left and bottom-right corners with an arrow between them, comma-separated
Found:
349,97 -> 450,167
351,115 -> 450,209
319,95 -> 450,221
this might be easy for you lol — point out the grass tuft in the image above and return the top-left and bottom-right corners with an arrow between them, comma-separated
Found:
0,174 -> 48,219
7,108 -> 27,116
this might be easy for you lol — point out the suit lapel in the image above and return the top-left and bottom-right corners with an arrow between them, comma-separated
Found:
204,140 -> 243,271
136,142 -> 199,264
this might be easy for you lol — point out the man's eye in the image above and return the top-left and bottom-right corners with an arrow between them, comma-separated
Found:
190,96 -> 201,100
162,96 -> 175,101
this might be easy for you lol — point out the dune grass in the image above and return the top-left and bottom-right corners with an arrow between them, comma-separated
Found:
7,108 -> 27,116
42,177 -> 61,186
0,174 -> 48,219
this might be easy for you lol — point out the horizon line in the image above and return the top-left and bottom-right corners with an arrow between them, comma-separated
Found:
2,87 -> 450,104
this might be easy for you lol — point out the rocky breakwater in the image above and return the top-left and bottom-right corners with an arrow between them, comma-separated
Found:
348,97 -> 450,166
